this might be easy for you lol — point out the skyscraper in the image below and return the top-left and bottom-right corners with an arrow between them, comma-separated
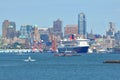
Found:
7,22 -> 16,39
106,22 -> 116,38
2,20 -> 16,38
2,20 -> 9,38
7,26 -> 15,39
33,25 -> 40,41
53,19 -> 63,38
19,25 -> 33,39
19,25 -> 28,39
10,22 -> 16,31
78,12 -> 86,36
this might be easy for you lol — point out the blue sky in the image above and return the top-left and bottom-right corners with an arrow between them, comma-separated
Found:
0,0 -> 120,35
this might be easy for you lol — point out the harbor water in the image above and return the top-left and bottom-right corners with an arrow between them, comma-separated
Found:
0,52 -> 120,80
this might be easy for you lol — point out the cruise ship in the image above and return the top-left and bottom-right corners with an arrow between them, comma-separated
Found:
57,37 -> 89,53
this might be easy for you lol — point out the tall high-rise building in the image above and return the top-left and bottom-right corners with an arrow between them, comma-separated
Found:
19,25 -> 32,39
33,25 -> 40,41
10,22 -> 16,31
53,19 -> 63,38
19,25 -> 28,39
7,22 -> 16,39
2,20 -> 16,38
19,25 -> 33,48
2,20 -> 10,38
7,26 -> 15,39
78,12 -> 86,36
106,22 -> 116,38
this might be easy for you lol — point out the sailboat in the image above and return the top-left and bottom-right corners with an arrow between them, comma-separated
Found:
24,56 -> 36,62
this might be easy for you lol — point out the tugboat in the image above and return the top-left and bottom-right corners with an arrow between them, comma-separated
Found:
54,50 -> 81,57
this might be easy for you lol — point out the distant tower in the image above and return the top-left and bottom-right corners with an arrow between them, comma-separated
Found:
2,20 -> 10,38
78,12 -> 86,36
2,20 -> 16,38
19,25 -> 28,38
10,22 -> 16,31
7,26 -> 15,39
106,22 -> 116,38
90,29 -> 93,34
33,25 -> 40,41
7,22 -> 16,39
53,19 -> 63,38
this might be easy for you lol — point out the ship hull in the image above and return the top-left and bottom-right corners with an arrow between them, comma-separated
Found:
58,46 -> 89,53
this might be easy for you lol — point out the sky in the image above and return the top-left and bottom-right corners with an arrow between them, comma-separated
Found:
0,0 -> 120,35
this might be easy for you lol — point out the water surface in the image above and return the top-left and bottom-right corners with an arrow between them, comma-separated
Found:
0,53 -> 120,80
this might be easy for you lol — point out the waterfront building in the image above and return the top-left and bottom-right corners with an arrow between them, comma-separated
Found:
53,19 -> 63,39
64,24 -> 78,36
104,36 -> 116,49
78,12 -> 86,37
91,36 -> 116,53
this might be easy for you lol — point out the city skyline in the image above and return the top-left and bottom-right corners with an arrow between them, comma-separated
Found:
0,0 -> 120,35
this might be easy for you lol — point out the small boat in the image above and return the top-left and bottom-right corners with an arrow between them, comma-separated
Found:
54,53 -> 73,57
54,50 -> 81,57
24,56 -> 36,62
103,60 -> 120,63
72,53 -> 81,56
64,53 -> 73,56
54,53 -> 65,57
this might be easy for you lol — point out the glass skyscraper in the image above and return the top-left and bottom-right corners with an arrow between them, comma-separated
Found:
78,12 -> 86,36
